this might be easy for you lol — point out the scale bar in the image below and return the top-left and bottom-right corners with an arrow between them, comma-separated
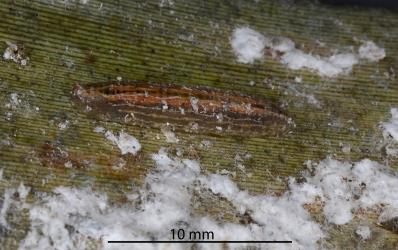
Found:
108,240 -> 292,244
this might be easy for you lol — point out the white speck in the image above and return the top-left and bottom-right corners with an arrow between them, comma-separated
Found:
0,183 -> 30,228
104,130 -> 141,155
218,169 -> 236,177
4,93 -> 38,118
116,76 -> 122,81
382,108 -> 398,156
0,135 -> 12,147
216,126 -> 222,131
159,0 -> 174,7
234,153 -> 246,173
93,126 -> 105,133
161,125 -> 179,143
64,161 -> 73,168
0,189 -> 14,227
294,76 -> 302,83
58,120 -> 70,130
230,27 -> 267,63
356,226 -> 371,240
161,101 -> 168,110
3,42 -> 29,65
316,40 -> 326,47
216,113 -> 223,122
358,41 -> 386,62
17,183 -> 30,200
3,44 -> 16,60
382,108 -> 398,142
270,36 -> 295,53
341,143 -> 351,154
190,97 -> 199,113
5,112 -> 12,120
333,19 -> 344,27
200,139 -> 212,149
9,93 -> 21,107
378,207 -> 398,227
190,122 -> 199,130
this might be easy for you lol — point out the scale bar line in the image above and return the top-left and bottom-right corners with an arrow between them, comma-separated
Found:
108,240 -> 292,244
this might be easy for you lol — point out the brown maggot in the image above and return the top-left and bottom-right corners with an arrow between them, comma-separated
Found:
73,82 -> 288,134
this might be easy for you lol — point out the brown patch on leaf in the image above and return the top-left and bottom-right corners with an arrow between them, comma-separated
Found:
38,141 -> 88,169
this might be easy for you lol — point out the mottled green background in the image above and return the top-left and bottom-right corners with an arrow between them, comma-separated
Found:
0,0 -> 397,248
